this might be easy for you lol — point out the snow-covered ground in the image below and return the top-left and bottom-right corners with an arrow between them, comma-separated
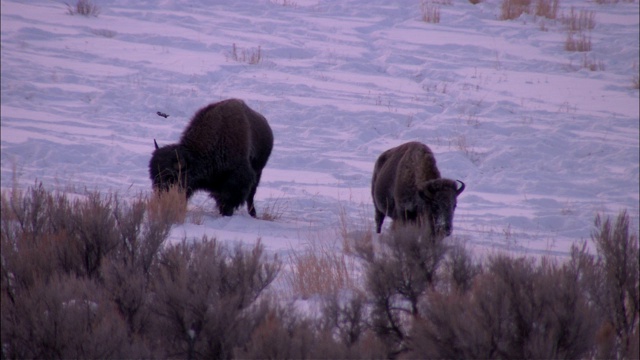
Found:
2,0 -> 638,265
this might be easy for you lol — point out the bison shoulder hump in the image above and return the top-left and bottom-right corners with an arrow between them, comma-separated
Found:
180,100 -> 252,155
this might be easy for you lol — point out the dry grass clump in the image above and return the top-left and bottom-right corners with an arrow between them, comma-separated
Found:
66,0 -> 101,17
500,0 -> 532,20
534,0 -> 559,19
565,31 -> 592,52
285,236 -> 360,299
148,183 -> 187,225
562,6 -> 596,32
421,1 -> 441,23
582,54 -> 605,71
260,194 -> 288,222
561,6 -> 597,58
228,43 -> 263,65
500,0 -> 560,20
284,204 -> 372,299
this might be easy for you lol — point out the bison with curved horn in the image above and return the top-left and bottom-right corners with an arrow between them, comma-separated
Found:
371,141 -> 465,237
149,99 -> 273,217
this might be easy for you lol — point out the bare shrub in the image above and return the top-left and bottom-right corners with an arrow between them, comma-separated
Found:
101,195 -> 166,337
322,292 -> 366,346
1,183 -> 171,357
228,43 -> 263,65
320,291 -> 386,357
150,237 -> 280,359
238,299 -> 386,359
444,242 -> 482,293
573,211 -> 639,359
102,258 -> 151,336
236,305 -> 328,359
66,0 -> 101,17
68,192 -> 120,279
114,194 -> 169,277
355,224 -> 448,357
1,275 -> 136,359
0,183 -> 121,281
409,254 -> 597,359
421,1 -> 441,23
500,0 -> 531,20
1,184 -> 60,290
534,0 -> 559,19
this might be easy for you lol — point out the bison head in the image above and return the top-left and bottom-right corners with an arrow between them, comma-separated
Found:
419,179 -> 465,237
149,140 -> 192,197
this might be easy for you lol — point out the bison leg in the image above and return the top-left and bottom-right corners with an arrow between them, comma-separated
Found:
246,170 -> 262,218
375,209 -> 385,233
214,168 -> 255,217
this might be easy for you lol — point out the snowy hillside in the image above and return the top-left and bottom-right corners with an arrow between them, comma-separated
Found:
1,0 -> 638,259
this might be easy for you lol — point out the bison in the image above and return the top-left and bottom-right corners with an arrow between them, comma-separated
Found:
371,141 -> 465,237
149,99 -> 273,217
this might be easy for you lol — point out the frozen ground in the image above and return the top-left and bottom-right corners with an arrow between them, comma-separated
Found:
1,0 -> 638,267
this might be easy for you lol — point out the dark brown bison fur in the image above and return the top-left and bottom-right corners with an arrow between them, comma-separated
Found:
371,141 -> 465,237
149,99 -> 273,217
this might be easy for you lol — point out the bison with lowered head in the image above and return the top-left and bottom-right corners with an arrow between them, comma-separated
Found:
371,141 -> 465,237
149,99 -> 273,217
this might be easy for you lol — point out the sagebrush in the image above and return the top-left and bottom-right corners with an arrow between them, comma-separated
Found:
2,183 -> 637,359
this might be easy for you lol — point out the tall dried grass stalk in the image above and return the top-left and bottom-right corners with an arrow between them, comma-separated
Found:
229,43 -> 263,65
421,1 -> 441,24
534,0 -> 559,19
562,7 -> 596,31
500,0 -> 531,20
260,195 -> 288,222
285,236 -> 360,299
565,31 -> 592,52
582,54 -> 605,71
147,184 -> 187,225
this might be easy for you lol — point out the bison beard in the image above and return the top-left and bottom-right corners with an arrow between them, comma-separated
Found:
149,99 -> 273,217
371,141 -> 465,237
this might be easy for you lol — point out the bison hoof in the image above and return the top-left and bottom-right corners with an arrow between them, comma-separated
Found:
219,207 -> 235,217
248,207 -> 257,218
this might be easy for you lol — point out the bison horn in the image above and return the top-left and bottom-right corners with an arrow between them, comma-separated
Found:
456,180 -> 466,195
154,139 -> 159,150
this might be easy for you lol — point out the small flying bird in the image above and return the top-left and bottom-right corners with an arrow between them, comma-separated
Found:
157,111 -> 169,118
